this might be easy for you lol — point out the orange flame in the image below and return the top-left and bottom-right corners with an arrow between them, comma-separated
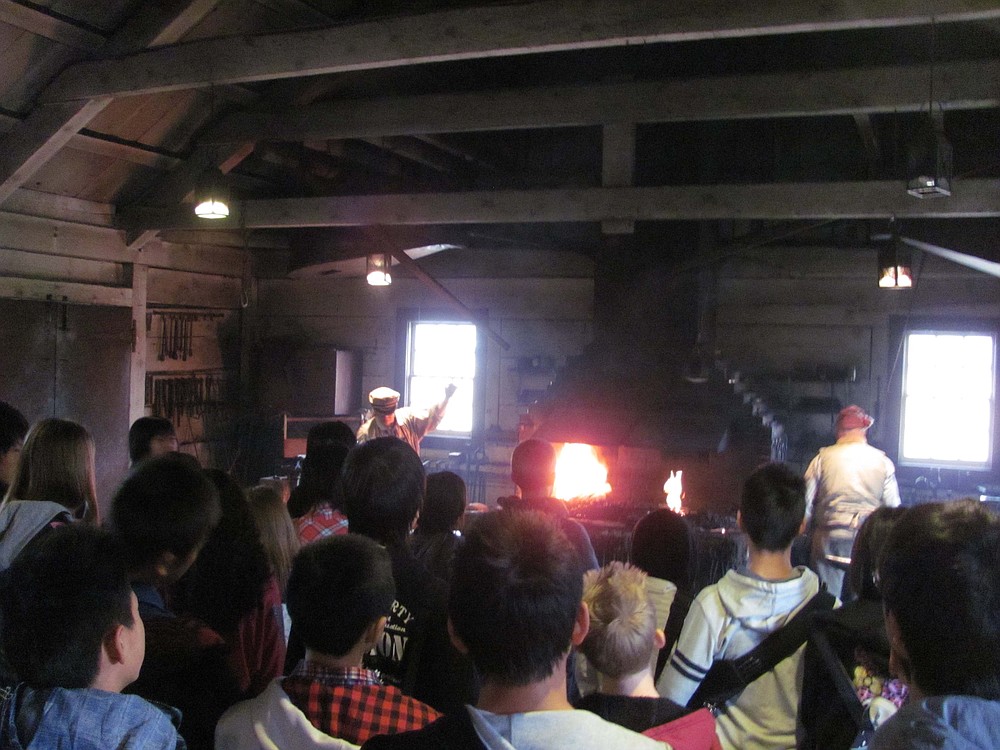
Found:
663,470 -> 684,513
552,443 -> 612,500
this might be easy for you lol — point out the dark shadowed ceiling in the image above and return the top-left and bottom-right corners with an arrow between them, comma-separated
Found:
1,0 -> 999,276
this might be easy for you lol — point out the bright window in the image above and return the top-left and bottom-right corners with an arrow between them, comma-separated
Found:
900,331 -> 996,468
405,321 -> 478,436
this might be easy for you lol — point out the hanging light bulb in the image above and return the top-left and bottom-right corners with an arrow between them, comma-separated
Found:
366,252 -> 392,286
877,229 -> 913,289
194,168 -> 230,219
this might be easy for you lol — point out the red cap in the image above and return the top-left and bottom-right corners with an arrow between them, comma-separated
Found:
837,405 -> 874,431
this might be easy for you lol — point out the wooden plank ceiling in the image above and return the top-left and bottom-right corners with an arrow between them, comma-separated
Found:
1,0 -> 999,271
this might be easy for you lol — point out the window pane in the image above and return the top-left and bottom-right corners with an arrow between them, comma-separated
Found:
407,322 -> 477,435
901,332 -> 995,467
411,323 -> 477,378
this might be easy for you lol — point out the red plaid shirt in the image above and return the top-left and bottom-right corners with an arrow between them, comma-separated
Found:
295,505 -> 349,545
282,662 -> 440,744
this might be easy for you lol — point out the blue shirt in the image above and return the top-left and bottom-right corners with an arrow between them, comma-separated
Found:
0,683 -> 185,749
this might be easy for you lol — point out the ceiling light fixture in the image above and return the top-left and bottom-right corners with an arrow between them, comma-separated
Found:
194,82 -> 231,219
877,223 -> 913,289
366,252 -> 392,286
194,169 -> 230,219
907,18 -> 952,198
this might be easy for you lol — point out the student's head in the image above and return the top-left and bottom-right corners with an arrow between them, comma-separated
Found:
247,484 -> 300,596
110,453 -> 221,583
0,401 -> 28,490
342,437 -> 424,546
417,471 -> 467,534
173,470 -> 270,634
286,534 -> 395,658
0,524 -> 143,692
511,438 -> 556,496
629,508 -> 695,592
879,500 -> 1000,700
306,420 -> 356,453
449,510 -> 586,686
848,506 -> 906,602
128,416 -> 177,464
7,418 -> 98,522
579,562 -> 660,680
739,462 -> 806,552
288,441 -> 352,518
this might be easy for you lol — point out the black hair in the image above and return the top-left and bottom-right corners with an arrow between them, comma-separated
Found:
848,506 -> 906,602
286,535 -> 395,657
417,471 -> 467,534
629,508 -> 695,592
0,525 -> 133,688
0,401 -> 28,454
449,510 -> 584,686
287,441 -> 351,519
511,438 -> 556,494
341,437 -> 424,546
172,469 -> 271,634
879,499 -> 1000,699
739,463 -> 806,552
306,421 -> 356,453
128,416 -> 176,463
109,453 -> 221,574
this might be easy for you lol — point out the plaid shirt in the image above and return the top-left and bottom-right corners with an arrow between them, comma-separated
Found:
282,662 -> 440,744
295,505 -> 349,545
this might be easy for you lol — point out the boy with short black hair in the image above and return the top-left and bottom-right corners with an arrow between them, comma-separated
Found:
871,499 -> 1000,749
658,463 -> 826,750
363,511 -> 667,750
340,437 -> 475,713
217,534 -> 440,748
0,524 -> 184,749
110,454 -> 238,750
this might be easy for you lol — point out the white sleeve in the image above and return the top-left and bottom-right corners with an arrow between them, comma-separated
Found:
881,459 -> 901,508
803,453 -> 822,522
656,594 -> 718,707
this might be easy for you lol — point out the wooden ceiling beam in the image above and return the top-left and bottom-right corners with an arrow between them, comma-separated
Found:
0,0 -> 221,207
0,0 -> 106,51
202,59 -> 1000,143
41,0 -> 1000,102
116,179 -> 1000,231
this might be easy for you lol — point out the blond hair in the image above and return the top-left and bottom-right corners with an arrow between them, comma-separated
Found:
579,561 -> 657,678
4,418 -> 98,523
247,484 -> 300,596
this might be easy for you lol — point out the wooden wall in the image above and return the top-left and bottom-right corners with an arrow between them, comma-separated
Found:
0,201 -> 252,510
715,245 -> 1000,491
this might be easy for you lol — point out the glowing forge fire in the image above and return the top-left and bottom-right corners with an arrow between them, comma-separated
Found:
552,443 -> 612,500
663,470 -> 684,513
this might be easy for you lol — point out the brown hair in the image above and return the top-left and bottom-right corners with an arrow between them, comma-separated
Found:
247,484 -> 300,596
4,418 -> 98,523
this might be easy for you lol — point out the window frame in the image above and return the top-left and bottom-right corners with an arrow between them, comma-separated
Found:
892,320 -> 998,472
395,308 -> 486,447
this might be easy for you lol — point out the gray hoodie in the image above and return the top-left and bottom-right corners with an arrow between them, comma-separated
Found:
0,500 -> 72,568
467,707 -> 669,750
871,695 -> 1000,750
657,566 -> 823,750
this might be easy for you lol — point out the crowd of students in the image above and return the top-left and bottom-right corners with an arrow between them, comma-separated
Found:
0,400 -> 998,750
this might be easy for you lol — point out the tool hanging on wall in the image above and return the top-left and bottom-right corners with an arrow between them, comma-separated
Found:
148,311 -> 224,362
145,371 -> 228,423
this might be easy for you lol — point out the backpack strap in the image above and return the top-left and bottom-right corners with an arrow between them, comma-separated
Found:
656,588 -> 693,682
688,589 -> 836,711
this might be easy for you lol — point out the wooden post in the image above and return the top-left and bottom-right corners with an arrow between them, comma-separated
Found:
128,263 -> 148,426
